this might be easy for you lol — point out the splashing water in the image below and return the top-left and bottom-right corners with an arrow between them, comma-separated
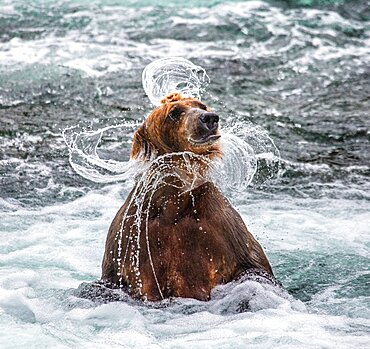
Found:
63,58 -> 280,191
63,121 -> 279,192
221,123 -> 281,188
213,132 -> 257,193
62,122 -> 143,183
142,57 -> 210,106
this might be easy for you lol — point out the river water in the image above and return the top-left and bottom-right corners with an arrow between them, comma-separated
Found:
0,0 -> 369,348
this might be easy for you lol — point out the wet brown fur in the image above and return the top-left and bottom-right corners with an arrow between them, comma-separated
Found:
101,93 -> 273,301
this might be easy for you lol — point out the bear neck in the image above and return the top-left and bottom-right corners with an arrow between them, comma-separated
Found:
133,152 -> 219,221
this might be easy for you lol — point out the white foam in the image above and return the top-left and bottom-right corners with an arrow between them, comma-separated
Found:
0,185 -> 369,348
1,1 -> 369,347
1,1 -> 369,80
0,34 -> 134,77
239,197 -> 370,257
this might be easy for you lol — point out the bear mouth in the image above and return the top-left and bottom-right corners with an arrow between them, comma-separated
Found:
188,134 -> 221,147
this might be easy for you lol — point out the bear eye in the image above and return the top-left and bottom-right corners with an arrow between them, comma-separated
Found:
168,107 -> 185,122
198,103 -> 208,111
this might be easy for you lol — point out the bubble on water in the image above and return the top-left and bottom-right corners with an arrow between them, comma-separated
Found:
142,57 -> 210,106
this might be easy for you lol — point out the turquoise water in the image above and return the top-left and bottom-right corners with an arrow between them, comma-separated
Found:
0,0 -> 369,348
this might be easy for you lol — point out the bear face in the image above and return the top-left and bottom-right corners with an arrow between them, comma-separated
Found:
131,93 -> 222,161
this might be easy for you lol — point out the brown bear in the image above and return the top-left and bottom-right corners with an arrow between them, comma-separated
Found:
101,92 -> 273,301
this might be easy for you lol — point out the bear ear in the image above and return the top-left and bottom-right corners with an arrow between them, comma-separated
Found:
160,92 -> 184,104
130,125 -> 156,161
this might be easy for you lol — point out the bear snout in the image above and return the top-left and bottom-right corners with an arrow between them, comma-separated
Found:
199,112 -> 219,132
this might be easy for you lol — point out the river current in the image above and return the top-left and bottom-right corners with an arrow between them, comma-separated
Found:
0,0 -> 369,348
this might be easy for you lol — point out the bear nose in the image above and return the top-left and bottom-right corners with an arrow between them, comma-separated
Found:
199,112 -> 219,131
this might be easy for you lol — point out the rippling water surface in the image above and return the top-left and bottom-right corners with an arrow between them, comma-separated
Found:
0,0 -> 369,348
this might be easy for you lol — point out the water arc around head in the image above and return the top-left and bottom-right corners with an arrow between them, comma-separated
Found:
63,57 -> 280,193
142,57 -> 210,106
